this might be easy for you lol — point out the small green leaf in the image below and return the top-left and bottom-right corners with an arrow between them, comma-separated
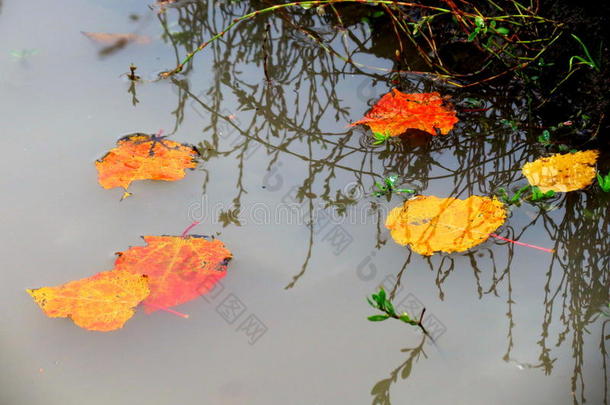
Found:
368,315 -> 390,322
597,171 -> 610,192
495,27 -> 509,35
378,288 -> 386,302
399,314 -> 412,323
384,300 -> 396,316
373,293 -> 384,308
538,130 -> 551,145
386,175 -> 398,186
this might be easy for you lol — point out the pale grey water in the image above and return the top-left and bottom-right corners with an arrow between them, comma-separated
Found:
0,1 -> 608,404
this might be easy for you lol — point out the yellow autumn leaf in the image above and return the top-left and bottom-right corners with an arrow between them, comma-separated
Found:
521,150 -> 599,192
27,270 -> 150,332
385,195 -> 506,256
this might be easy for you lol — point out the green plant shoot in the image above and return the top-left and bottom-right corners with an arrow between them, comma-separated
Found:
497,185 -> 555,206
596,171 -> 610,192
372,175 -> 415,199
367,288 -> 428,334
568,34 -> 601,73
372,131 -> 392,145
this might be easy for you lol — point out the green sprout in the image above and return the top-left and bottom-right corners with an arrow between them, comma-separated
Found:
536,121 -> 576,148
537,129 -> 552,146
568,34 -> 601,73
372,175 -> 415,199
530,186 -> 556,201
467,16 -> 509,42
497,185 -> 529,205
596,171 -> 610,192
497,185 -> 555,206
372,131 -> 392,145
367,288 -> 428,335
407,14 -> 439,37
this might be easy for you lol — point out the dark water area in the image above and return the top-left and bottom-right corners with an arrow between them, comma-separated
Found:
1,1 -> 608,404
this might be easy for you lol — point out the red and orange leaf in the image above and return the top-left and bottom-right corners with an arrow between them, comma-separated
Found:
27,270 -> 149,332
352,89 -> 458,136
114,235 -> 232,313
385,195 -> 506,255
95,134 -> 198,190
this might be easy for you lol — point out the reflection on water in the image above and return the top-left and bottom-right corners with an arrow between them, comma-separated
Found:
371,334 -> 428,405
151,2 -> 609,403
1,0 -> 608,404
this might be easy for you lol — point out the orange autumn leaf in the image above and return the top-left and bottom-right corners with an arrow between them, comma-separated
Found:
95,133 -> 198,190
352,89 -> 458,136
385,195 -> 506,256
27,270 -> 149,332
521,150 -> 599,193
114,235 -> 232,313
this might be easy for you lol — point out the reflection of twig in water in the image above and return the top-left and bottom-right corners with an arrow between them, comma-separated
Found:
601,319 -> 609,405
389,251 -> 411,300
285,205 -> 315,289
370,335 -> 428,405
127,81 -> 139,106
262,22 -> 272,84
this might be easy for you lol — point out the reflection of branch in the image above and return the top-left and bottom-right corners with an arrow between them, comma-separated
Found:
183,85 -> 380,177
389,252 -> 411,300
153,5 -> 609,401
158,0 -> 456,78
285,199 -> 315,289
601,320 -> 609,405
127,81 -> 139,106
370,335 -> 427,405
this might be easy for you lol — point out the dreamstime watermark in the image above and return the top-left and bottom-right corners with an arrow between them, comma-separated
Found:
187,183 -> 389,230
356,79 -> 390,106
189,88 -> 263,160
192,273 -> 268,345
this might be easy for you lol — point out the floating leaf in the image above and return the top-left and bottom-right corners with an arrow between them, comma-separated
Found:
27,270 -> 149,332
81,32 -> 151,45
352,89 -> 458,136
95,133 -> 198,190
521,150 -> 599,192
385,195 -> 506,255
114,235 -> 232,313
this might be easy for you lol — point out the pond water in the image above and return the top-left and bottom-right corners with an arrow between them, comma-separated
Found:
1,1 -> 608,404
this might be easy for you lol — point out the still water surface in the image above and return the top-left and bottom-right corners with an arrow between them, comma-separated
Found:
0,1 -> 608,404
